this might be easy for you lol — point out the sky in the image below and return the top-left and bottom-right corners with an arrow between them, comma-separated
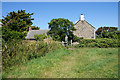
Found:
2,2 -> 118,30
1,0 -> 120,2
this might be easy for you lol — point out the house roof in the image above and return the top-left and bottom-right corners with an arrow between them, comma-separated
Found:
74,20 -> 95,29
25,29 -> 50,39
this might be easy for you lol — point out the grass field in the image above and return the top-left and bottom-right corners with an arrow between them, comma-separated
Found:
3,48 -> 118,78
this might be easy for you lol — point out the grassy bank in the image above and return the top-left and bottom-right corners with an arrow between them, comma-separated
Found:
2,39 -> 64,69
3,48 -> 118,78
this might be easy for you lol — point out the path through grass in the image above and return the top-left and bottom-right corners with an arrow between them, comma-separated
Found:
3,48 -> 118,78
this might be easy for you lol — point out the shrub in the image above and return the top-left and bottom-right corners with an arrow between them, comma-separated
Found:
2,39 -> 64,69
34,33 -> 47,41
75,38 -> 118,48
2,29 -> 27,41
96,30 -> 119,39
51,34 -> 61,41
73,35 -> 83,42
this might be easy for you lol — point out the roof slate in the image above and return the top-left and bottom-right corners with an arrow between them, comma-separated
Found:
25,29 -> 50,39
74,20 -> 95,29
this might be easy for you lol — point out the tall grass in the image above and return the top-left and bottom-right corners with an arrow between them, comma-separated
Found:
2,48 -> 118,78
2,39 -> 64,70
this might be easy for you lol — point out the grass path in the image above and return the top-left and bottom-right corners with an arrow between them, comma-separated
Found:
40,50 -> 77,78
3,48 -> 118,78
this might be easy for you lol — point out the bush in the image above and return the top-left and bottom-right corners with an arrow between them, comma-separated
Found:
51,34 -> 61,41
73,35 -> 83,42
2,39 -> 64,69
34,33 -> 47,41
96,30 -> 119,39
2,29 -> 27,41
75,38 -> 118,48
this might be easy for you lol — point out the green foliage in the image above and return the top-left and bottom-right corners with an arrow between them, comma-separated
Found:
2,10 -> 34,32
2,10 -> 34,41
47,18 -> 76,41
75,38 -> 118,48
72,35 -> 83,42
51,34 -> 61,41
101,30 -> 119,39
96,27 -> 118,35
2,39 -> 64,69
3,48 -> 118,78
96,27 -> 119,39
30,26 -> 40,30
2,28 -> 27,41
34,33 -> 47,41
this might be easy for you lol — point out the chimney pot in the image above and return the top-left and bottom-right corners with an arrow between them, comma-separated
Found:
80,14 -> 85,21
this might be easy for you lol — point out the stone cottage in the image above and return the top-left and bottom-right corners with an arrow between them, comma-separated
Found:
73,14 -> 95,39
25,27 -> 50,39
25,14 -> 95,39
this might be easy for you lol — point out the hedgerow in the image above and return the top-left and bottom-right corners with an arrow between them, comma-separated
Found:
75,38 -> 118,48
2,39 -> 64,69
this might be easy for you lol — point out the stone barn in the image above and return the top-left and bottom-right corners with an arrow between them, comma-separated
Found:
73,14 -> 95,39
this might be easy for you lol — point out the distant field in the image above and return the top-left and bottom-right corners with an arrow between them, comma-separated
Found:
3,48 -> 118,78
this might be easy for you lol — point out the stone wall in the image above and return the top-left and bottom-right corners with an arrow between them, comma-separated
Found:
73,20 -> 95,39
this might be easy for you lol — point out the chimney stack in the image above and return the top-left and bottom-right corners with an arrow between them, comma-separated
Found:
80,14 -> 85,21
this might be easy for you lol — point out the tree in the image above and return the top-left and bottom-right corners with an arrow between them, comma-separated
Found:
30,26 -> 40,30
2,10 -> 34,41
47,18 -> 76,41
2,10 -> 34,32
96,27 -> 118,35
96,26 -> 119,39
